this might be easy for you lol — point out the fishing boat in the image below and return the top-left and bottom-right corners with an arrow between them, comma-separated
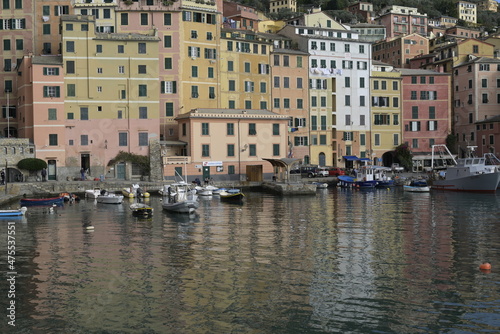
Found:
337,165 -> 379,189
130,203 -> 154,216
403,179 -> 430,192
219,189 -> 245,202
20,196 -> 65,206
0,207 -> 27,217
122,184 -> 150,198
96,190 -> 124,204
373,166 -> 395,188
162,182 -> 199,213
430,145 -> 500,193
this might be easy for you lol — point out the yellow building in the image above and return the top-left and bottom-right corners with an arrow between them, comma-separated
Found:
219,28 -> 272,111
370,62 -> 402,166
61,15 -> 160,178
269,0 -> 297,14
457,1 -> 477,24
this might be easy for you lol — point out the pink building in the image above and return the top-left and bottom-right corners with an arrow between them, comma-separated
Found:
372,34 -> 429,68
377,5 -> 427,39
476,115 -> 500,157
399,69 -> 452,158
223,1 -> 259,31
452,57 -> 500,157
17,55 -> 66,180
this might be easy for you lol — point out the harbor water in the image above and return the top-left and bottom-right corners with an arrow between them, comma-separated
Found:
1,187 -> 500,333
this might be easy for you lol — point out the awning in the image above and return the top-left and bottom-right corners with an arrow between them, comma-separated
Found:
343,156 -> 359,161
359,158 -> 370,161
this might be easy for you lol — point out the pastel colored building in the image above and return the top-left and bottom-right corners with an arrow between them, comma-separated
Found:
17,55 -> 66,181
60,14 -> 160,179
372,33 -> 429,68
269,0 -> 297,14
1,0 -> 34,138
347,2 -> 375,23
223,1 -> 259,31
35,0 -> 74,56
270,46 -> 310,162
476,115 -> 500,157
376,5 -> 427,39
279,25 -> 372,168
399,69 -> 452,170
219,28 -> 272,111
452,57 -> 500,157
285,10 -> 347,31
174,109 -> 290,182
370,61 -> 402,167
457,1 -> 477,24
421,38 -> 494,73
346,23 -> 386,43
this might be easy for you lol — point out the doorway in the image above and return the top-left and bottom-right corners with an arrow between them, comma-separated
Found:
48,160 -> 57,180
202,166 -> 210,183
318,153 -> 326,166
117,162 -> 126,180
81,153 -> 90,174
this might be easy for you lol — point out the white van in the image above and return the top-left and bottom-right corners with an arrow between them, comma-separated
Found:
317,167 -> 329,177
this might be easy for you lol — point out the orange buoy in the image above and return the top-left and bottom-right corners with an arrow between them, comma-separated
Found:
479,263 -> 491,271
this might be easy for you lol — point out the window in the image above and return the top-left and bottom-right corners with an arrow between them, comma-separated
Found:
227,123 -> 234,135
209,87 -> 215,99
227,144 -> 235,157
137,132 -> 148,146
473,45 -> 479,53
274,98 -> 280,108
228,80 -> 235,91
428,120 -> 438,131
374,81 -> 379,90
66,41 -> 75,53
297,99 -> 303,109
3,39 -> 10,51
191,86 -> 198,98
43,5 -> 50,15
381,81 -> 387,90
43,24 -> 50,35
297,56 -> 302,68
81,135 -> 89,146
249,144 -> 256,156
208,67 -> 214,78
118,45 -> 124,53
420,77 -> 426,84
164,13 -> 171,25
191,66 -> 198,77
138,65 -> 147,74
81,24 -> 88,32
49,134 -> 58,146
320,96 -> 326,107
139,106 -> 147,119
260,82 -> 266,93
121,13 -> 129,25
274,76 -> 280,88
410,121 -> 421,131
228,100 -> 235,109
393,97 -> 399,108
374,134 -> 380,146
360,77 -> 365,88
160,103 -> 173,119
119,133 -> 128,146
360,96 -> 365,107
43,86 -> 60,98
202,123 -> 209,135
141,13 -> 148,25
96,45 -> 102,53
249,123 -> 256,135
244,62 -> 250,73
482,79 -> 488,88
202,144 -> 210,157
284,77 -> 290,88
43,67 -> 59,76
412,106 -> 419,119
297,78 -> 303,89
119,65 -> 125,74
48,108 -> 57,120
228,60 -> 234,71
138,43 -> 146,54
67,84 -> 75,97
245,81 -> 254,92
80,107 -> 88,120
273,144 -> 280,156
138,85 -> 147,97
411,76 -> 417,84
164,58 -> 172,69
345,77 -> 350,88
260,101 -> 267,109
482,94 -> 488,103
345,95 -> 351,106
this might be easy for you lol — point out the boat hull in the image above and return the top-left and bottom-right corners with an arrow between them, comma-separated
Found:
20,196 -> 64,206
403,185 -> 430,192
0,207 -> 27,217
338,175 -> 377,188
162,199 -> 199,213
97,195 -> 124,204
432,172 -> 500,193
130,203 -> 154,216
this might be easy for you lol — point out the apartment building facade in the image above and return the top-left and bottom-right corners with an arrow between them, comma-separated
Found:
376,5 -> 427,39
372,34 -> 429,68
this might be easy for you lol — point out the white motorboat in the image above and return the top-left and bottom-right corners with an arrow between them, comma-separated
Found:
97,191 -> 124,204
130,203 -> 153,216
403,179 -> 430,192
162,182 -> 199,213
85,188 -> 101,199
194,186 -> 213,196
122,184 -> 150,198
430,145 -> 500,193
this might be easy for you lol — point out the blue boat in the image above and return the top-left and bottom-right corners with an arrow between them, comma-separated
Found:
338,175 -> 377,188
0,207 -> 27,217
20,196 -> 65,206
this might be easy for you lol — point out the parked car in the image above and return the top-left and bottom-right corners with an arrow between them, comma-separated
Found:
289,166 -> 318,178
328,167 -> 345,177
316,167 -> 330,177
391,163 -> 405,173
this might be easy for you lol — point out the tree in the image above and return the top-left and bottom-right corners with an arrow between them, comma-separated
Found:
395,144 -> 413,171
17,158 -> 47,173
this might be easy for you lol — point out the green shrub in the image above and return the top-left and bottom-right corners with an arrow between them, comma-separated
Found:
17,158 -> 47,171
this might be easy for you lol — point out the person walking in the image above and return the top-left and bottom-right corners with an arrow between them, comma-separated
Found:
0,169 -> 5,185
80,168 -> 86,181
41,168 -> 47,182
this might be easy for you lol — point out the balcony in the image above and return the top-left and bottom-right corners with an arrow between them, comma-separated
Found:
163,156 -> 191,165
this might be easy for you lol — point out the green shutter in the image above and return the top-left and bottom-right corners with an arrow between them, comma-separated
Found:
172,81 -> 176,93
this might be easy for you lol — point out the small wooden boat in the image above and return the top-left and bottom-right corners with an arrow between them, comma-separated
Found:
130,203 -> 154,216
60,192 -> 80,202
0,207 -> 27,217
219,189 -> 245,202
194,186 -> 213,196
312,182 -> 328,189
20,196 -> 65,206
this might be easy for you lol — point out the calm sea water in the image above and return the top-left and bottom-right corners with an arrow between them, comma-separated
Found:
1,187 -> 500,333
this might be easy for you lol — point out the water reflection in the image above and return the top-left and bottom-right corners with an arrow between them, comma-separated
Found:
0,189 -> 499,333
